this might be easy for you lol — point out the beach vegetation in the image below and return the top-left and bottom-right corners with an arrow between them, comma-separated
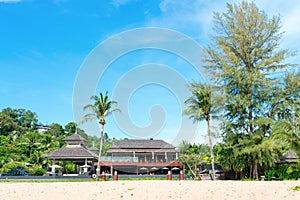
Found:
200,0 -> 299,180
184,83 -> 219,180
0,107 -> 118,175
81,91 -> 120,176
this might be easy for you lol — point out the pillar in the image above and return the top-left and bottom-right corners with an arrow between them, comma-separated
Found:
101,171 -> 106,181
167,170 -> 172,180
179,170 -> 184,180
113,171 -> 118,181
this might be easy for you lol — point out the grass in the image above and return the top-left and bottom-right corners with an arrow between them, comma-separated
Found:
291,186 -> 300,191
240,178 -> 259,181
0,177 -> 176,183
118,177 -> 174,181
0,179 -> 96,183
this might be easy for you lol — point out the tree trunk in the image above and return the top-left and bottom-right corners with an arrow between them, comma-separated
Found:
249,163 -> 253,179
207,118 -> 215,180
97,125 -> 104,178
249,104 -> 253,138
252,159 -> 258,179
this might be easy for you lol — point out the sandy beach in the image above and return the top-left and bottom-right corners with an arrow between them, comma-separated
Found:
0,180 -> 299,200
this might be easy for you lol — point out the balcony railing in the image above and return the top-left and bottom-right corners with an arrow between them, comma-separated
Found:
99,156 -> 176,163
100,156 -> 139,162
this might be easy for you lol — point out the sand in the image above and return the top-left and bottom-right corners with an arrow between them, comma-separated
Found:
0,180 -> 299,200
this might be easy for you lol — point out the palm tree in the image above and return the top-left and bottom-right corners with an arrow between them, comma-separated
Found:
184,82 -> 218,180
82,92 -> 120,176
21,131 -> 41,159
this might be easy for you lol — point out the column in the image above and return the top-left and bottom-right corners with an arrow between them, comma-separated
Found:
152,152 -> 154,162
133,151 -> 135,161
165,152 -> 168,162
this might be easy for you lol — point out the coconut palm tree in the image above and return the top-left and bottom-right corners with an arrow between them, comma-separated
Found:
82,92 -> 120,176
184,82 -> 218,180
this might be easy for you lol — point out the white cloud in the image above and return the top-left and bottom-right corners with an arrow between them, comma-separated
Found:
147,0 -> 300,51
147,0 -> 231,42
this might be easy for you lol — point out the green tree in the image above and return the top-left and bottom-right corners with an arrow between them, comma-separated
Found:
271,112 -> 300,155
64,122 -> 77,135
179,143 -> 210,178
184,83 -> 218,180
81,91 -> 120,175
20,131 -> 41,159
203,1 -> 295,179
178,140 -> 190,154
0,113 -> 16,136
45,123 -> 65,137
1,108 -> 38,133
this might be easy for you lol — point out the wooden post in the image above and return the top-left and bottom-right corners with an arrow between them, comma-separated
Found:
167,170 -> 172,180
179,170 -> 184,181
113,171 -> 118,181
101,171 -> 106,181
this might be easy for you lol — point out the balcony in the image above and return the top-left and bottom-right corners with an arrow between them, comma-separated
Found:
100,156 -> 139,163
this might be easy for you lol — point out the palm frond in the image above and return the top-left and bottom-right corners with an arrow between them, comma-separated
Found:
81,91 -> 120,124
80,113 -> 97,124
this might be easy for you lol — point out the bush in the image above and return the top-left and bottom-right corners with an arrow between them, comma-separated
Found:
65,162 -> 75,173
264,169 -> 276,179
34,168 -> 46,176
276,163 -> 300,180
0,162 -> 17,173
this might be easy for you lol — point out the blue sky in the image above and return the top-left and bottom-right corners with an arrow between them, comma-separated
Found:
1,0 -> 299,145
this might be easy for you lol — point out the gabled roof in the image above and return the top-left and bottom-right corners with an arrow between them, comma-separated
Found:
107,148 -> 177,153
87,146 -> 99,154
87,146 -> 99,151
283,150 -> 298,159
62,133 -> 87,142
47,146 -> 97,159
108,139 -> 175,149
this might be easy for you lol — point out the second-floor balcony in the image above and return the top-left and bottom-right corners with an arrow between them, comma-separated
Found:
99,154 -> 178,164
100,156 -> 139,163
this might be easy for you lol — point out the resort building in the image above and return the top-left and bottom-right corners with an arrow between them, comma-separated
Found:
46,135 -> 184,175
100,139 -> 184,175
35,125 -> 50,133
46,133 -> 98,175
278,150 -> 300,164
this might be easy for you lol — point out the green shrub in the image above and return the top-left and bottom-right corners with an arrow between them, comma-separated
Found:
0,162 -> 17,173
34,168 -> 46,176
277,163 -> 300,180
264,169 -> 276,179
65,162 -> 75,173
291,186 -> 300,191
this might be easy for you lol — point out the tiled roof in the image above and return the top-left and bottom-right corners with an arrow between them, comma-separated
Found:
109,139 -> 175,149
87,146 -> 99,151
283,150 -> 298,159
107,148 -> 177,153
47,146 -> 97,159
62,133 -> 87,142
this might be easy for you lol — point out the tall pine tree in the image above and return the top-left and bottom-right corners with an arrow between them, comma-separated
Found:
203,1 -> 295,178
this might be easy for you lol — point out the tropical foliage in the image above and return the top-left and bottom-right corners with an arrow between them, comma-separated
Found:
196,0 -> 300,179
184,82 -> 218,180
0,107 -> 117,175
82,91 -> 120,175
178,141 -> 210,177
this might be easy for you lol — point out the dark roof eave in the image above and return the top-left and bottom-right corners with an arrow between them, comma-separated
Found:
47,156 -> 97,159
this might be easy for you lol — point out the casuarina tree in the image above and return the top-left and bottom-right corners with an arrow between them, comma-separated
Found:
203,1 -> 295,179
